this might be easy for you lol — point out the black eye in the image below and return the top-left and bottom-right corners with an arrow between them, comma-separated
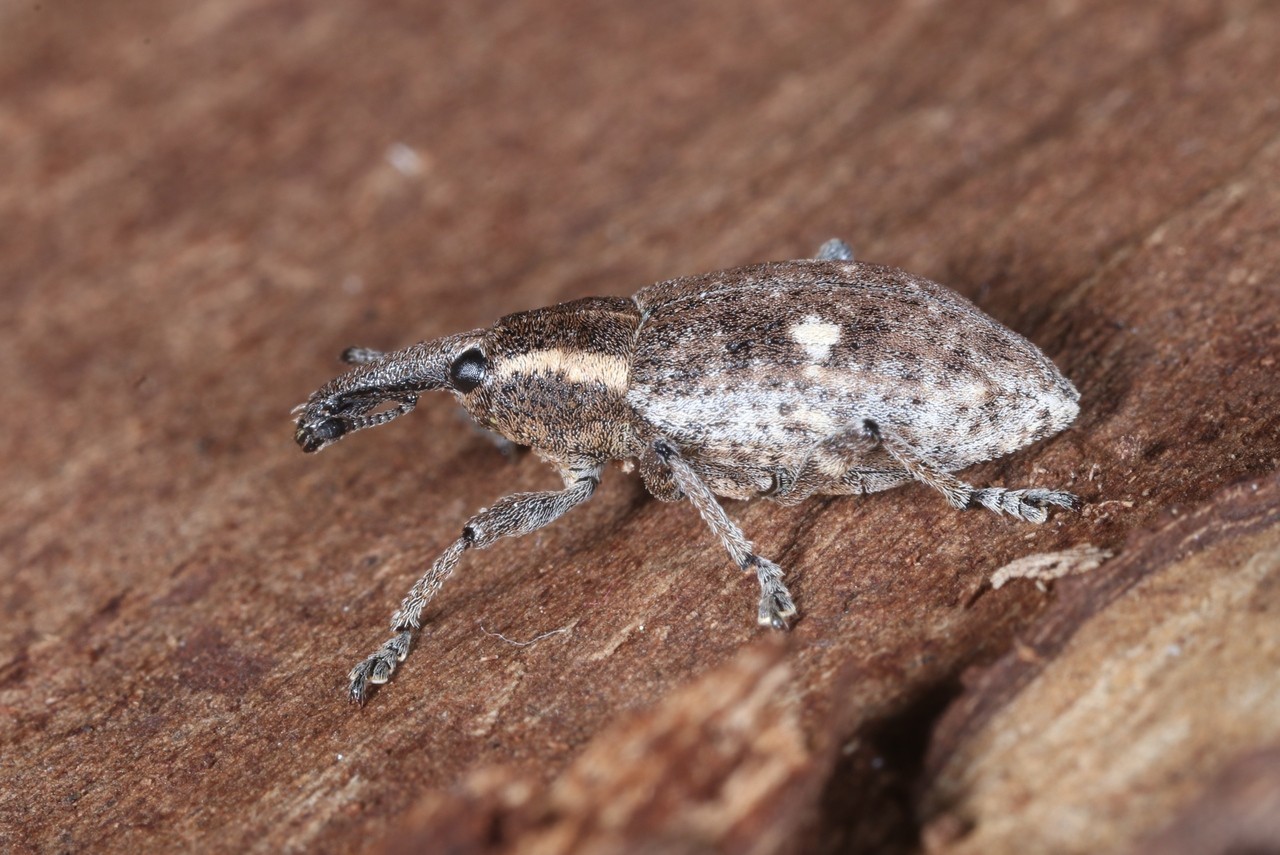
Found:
449,348 -> 487,393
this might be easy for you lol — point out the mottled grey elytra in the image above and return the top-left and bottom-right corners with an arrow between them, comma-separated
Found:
294,240 -> 1080,704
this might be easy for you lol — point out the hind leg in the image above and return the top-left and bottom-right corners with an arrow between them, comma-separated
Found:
775,421 -> 1075,523
866,421 -> 1076,522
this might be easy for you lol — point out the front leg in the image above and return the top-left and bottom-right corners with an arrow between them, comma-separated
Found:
348,463 -> 602,704
653,440 -> 797,630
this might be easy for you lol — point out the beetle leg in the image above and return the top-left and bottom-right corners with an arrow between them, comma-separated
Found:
653,439 -> 797,630
347,463 -> 602,704
772,423 -> 881,506
865,420 -> 1077,523
814,238 -> 855,261
340,346 -> 387,365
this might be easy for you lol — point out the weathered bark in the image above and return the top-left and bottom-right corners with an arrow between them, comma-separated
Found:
1,1 -> 1277,852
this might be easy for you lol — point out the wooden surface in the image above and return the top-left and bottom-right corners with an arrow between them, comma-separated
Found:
2,1 -> 1279,852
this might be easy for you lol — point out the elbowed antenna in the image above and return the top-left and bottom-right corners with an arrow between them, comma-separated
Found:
294,332 -> 480,453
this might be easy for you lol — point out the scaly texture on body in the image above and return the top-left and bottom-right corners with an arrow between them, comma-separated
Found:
293,240 -> 1080,704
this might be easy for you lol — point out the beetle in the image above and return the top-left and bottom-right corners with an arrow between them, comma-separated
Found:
294,240 -> 1080,704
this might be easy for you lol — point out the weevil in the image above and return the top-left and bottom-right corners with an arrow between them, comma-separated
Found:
294,240 -> 1081,704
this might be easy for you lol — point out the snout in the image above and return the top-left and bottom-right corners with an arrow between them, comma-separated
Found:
295,416 -> 347,453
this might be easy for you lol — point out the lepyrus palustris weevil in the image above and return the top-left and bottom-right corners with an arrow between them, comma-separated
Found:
294,240 -> 1080,704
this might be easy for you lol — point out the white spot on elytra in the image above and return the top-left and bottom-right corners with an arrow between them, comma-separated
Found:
790,316 -> 840,362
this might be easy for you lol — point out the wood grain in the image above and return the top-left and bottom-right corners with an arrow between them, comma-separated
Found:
2,0 -> 1278,851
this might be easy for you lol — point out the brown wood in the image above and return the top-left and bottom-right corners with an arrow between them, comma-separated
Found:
2,1 -> 1278,852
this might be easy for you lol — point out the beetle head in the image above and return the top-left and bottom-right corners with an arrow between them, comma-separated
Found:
293,333 -> 481,453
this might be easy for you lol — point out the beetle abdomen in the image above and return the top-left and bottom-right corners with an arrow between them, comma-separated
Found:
628,260 -> 1078,491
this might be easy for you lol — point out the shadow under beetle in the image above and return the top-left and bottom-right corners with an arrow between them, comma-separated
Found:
294,240 -> 1080,704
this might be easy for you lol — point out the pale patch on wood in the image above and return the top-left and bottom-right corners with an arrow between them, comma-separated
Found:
496,348 -> 630,390
990,544 -> 1114,589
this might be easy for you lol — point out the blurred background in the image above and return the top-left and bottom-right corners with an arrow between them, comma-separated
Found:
2,1 -> 1278,852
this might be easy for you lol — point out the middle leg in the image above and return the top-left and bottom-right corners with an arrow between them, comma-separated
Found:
771,421 -> 881,506
653,439 -> 797,629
